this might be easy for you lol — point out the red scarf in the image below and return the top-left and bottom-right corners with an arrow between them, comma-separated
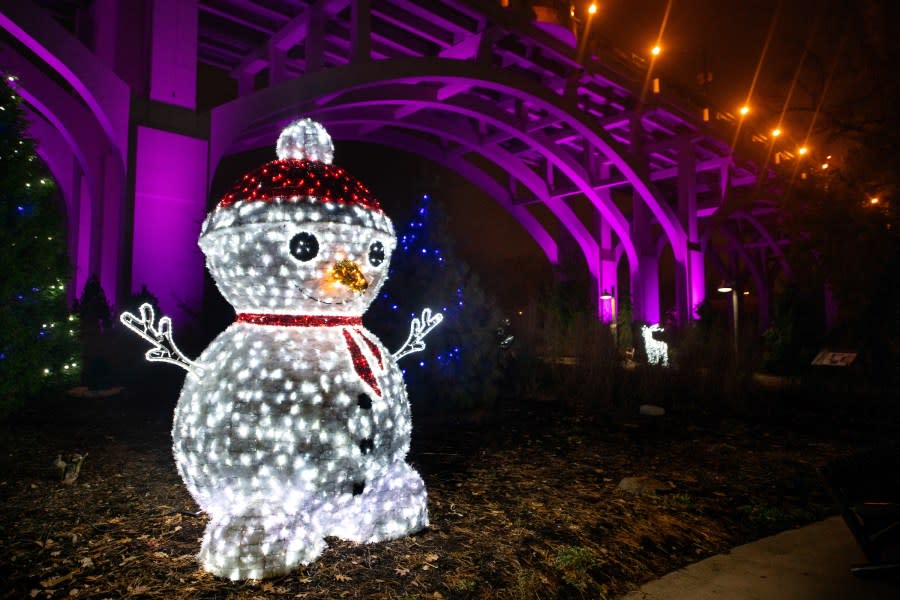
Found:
236,313 -> 384,396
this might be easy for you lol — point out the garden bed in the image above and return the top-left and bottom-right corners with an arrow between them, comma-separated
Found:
0,375 -> 890,599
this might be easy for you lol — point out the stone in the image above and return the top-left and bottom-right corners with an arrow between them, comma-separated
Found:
617,476 -> 669,496
639,404 -> 666,417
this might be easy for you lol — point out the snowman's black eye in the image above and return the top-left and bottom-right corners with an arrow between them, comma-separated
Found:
289,232 -> 319,262
368,241 -> 385,266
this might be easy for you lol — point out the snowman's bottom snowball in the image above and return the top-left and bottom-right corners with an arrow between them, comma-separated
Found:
199,506 -> 324,580
318,460 -> 429,544
198,461 -> 428,580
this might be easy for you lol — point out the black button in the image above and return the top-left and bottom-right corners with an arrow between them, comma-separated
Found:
357,393 -> 372,410
359,438 -> 374,455
352,480 -> 366,496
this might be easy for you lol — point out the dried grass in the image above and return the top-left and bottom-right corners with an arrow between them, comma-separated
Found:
0,385 -> 876,599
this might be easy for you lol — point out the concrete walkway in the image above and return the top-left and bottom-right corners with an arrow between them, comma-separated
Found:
623,517 -> 899,600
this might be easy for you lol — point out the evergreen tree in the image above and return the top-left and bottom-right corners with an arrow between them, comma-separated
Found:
0,75 -> 80,413
75,273 -> 112,331
367,194 -> 504,412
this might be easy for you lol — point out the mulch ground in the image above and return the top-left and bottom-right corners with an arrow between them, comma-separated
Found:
0,372 -> 893,599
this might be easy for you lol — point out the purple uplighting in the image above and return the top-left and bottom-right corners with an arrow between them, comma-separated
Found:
132,127 -> 207,323
1,0 -> 792,326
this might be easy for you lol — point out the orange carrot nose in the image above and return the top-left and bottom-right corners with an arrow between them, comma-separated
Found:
331,259 -> 369,292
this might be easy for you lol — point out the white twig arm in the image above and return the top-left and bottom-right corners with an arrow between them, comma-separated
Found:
119,303 -> 202,376
393,308 -> 444,362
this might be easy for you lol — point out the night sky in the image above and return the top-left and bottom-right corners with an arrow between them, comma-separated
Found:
595,0 -> 847,117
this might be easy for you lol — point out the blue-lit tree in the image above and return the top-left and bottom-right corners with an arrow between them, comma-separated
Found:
367,194 -> 504,412
0,75 -> 80,413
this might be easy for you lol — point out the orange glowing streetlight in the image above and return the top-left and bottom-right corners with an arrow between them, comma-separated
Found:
798,146 -> 808,156
651,45 -> 661,56
771,128 -> 781,138
870,196 -> 880,205
576,3 -> 599,64
739,105 -> 750,117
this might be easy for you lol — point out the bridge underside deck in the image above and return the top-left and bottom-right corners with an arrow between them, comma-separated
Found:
3,0 -> 792,327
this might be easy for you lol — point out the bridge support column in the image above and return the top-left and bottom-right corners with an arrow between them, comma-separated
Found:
72,167 -> 90,301
92,151 -> 125,309
132,128 -> 208,323
128,4 -> 206,321
631,194 -> 660,325
149,0 -> 197,109
630,114 -> 660,324
634,258 -> 660,325
676,136 -> 705,322
595,191 -> 619,322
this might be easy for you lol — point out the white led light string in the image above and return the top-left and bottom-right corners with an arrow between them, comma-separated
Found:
120,119 -> 441,580
641,323 -> 669,367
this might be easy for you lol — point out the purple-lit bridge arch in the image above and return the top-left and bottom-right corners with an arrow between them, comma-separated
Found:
3,0 -> 794,328
210,58 -> 692,315
0,1 -> 129,304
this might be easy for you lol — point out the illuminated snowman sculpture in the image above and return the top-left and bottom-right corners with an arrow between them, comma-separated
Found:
120,119 -> 441,580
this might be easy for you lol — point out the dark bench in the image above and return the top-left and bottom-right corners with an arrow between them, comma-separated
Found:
819,443 -> 900,577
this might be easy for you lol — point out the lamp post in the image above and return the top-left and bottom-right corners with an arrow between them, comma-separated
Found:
600,288 -> 617,349
717,281 -> 739,357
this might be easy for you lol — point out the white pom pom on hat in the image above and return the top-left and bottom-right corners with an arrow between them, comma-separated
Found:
276,118 -> 335,164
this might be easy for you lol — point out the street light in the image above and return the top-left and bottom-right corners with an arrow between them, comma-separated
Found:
717,281 -> 739,357
600,288 -> 617,348
576,3 -> 599,63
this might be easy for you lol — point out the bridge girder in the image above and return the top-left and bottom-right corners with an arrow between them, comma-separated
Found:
326,123 -> 559,265
210,58 -> 704,319
0,43 -> 125,304
5,0 -> 794,328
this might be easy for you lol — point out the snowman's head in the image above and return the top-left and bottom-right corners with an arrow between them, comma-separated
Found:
199,119 -> 395,316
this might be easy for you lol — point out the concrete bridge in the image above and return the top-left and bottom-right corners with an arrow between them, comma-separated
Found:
1,0 -> 794,327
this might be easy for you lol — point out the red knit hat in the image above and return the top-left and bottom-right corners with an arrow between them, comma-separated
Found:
217,119 -> 382,212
